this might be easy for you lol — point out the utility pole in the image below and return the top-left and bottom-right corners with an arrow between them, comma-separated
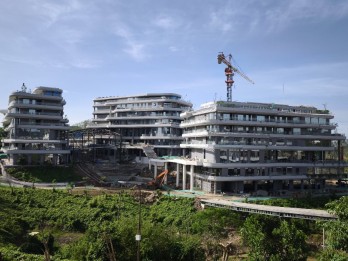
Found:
136,186 -> 142,261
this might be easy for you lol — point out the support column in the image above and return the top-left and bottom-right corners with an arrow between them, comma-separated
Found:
164,162 -> 168,184
289,180 -> 294,191
176,163 -> 180,188
182,165 -> 187,190
154,163 -> 158,179
190,165 -> 194,191
300,180 -> 304,191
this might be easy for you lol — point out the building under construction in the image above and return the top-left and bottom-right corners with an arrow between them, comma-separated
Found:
87,93 -> 192,163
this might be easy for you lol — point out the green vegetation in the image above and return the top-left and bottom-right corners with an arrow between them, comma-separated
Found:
0,187 -> 234,260
5,166 -> 82,183
0,186 -> 347,260
70,120 -> 91,131
251,195 -> 338,209
319,196 -> 348,260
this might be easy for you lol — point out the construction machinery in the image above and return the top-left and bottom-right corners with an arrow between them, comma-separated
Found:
217,52 -> 254,102
147,169 -> 168,188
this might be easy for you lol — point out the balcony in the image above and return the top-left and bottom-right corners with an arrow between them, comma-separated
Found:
8,100 -> 64,110
140,134 -> 183,140
3,148 -> 70,154
10,91 -> 63,101
180,118 -> 336,129
17,123 -> 70,130
3,138 -> 68,143
181,130 -> 345,140
5,111 -> 63,120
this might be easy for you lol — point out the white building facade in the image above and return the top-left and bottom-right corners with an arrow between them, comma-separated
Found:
149,101 -> 346,194
1,85 -> 70,165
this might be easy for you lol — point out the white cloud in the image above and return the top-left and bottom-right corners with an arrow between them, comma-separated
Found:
209,11 -> 233,33
30,0 -> 83,28
208,0 -> 348,34
124,42 -> 148,62
71,59 -> 101,69
153,15 -> 178,29
113,24 -> 149,61
169,46 -> 178,52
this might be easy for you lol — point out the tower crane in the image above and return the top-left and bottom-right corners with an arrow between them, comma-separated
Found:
217,52 -> 254,102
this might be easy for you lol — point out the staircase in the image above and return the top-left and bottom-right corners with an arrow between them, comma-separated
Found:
142,145 -> 158,159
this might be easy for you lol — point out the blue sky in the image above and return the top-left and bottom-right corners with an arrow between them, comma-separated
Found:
1,0 -> 348,136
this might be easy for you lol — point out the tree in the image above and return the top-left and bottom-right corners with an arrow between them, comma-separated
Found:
240,215 -> 271,260
241,215 -> 308,261
191,208 -> 242,260
272,220 -> 308,261
70,120 -> 91,131
320,196 -> 348,255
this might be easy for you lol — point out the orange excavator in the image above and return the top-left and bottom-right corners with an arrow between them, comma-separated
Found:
147,169 -> 168,189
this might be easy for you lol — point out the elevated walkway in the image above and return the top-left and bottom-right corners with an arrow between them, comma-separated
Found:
201,198 -> 337,221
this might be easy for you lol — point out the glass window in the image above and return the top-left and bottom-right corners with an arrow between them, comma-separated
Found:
256,115 -> 265,121
293,128 -> 301,134
293,117 -> 300,123
318,118 -> 326,124
311,117 -> 318,124
277,128 -> 284,134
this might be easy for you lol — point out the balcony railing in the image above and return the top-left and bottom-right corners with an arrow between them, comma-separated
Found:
182,130 -> 343,138
10,101 -> 64,107
181,118 -> 335,127
6,111 -> 62,117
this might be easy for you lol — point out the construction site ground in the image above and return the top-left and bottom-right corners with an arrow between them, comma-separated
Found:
71,161 -> 348,205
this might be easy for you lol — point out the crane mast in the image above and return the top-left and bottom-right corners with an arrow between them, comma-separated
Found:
217,52 -> 254,102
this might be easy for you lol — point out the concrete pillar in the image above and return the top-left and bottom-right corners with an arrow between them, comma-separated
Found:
164,162 -> 168,184
190,165 -> 194,191
154,163 -> 158,179
254,181 -> 258,191
259,150 -> 265,163
300,180 -> 304,190
213,181 -> 217,194
182,165 -> 187,190
289,180 -> 294,190
176,163 -> 180,187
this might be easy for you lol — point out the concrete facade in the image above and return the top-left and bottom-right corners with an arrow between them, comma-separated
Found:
149,101 -> 347,194
89,93 -> 192,162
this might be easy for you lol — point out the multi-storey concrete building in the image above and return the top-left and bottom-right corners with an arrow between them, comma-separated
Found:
149,101 -> 346,194
1,85 -> 70,165
89,93 -> 192,162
